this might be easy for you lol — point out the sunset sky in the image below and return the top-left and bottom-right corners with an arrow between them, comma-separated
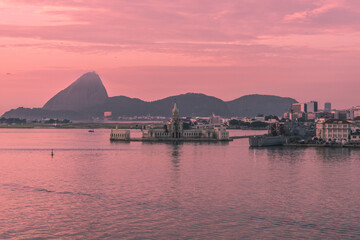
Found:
1,0 -> 360,115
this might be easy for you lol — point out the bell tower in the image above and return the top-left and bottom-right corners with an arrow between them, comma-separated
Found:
172,101 -> 179,121
169,101 -> 182,138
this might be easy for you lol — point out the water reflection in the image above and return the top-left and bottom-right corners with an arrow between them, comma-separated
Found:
4,129 -> 360,239
142,141 -> 229,146
110,140 -> 130,144
266,147 -> 304,164
249,146 -> 355,165
315,147 -> 351,163
168,143 -> 182,170
249,147 -> 305,164
166,143 -> 182,212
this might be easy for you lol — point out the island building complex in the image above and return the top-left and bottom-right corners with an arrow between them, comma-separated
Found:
110,102 -> 230,141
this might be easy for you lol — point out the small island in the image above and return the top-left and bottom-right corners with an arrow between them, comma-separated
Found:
110,103 -> 231,142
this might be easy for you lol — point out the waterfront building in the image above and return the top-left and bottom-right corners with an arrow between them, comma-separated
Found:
142,103 -> 229,140
110,128 -> 130,140
350,131 -> 360,143
316,119 -> 351,142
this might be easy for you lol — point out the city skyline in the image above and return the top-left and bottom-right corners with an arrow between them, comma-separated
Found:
1,0 -> 360,114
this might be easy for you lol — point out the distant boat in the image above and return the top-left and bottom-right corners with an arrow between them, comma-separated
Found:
88,129 -> 95,132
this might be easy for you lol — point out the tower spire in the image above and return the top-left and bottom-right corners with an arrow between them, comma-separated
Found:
172,100 -> 179,120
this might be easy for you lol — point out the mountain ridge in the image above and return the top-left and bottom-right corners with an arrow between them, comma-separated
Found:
2,72 -> 297,120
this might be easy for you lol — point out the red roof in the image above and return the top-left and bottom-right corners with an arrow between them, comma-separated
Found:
324,119 -> 351,124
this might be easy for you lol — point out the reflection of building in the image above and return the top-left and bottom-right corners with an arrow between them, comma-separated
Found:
316,119 -> 351,141
142,103 -> 229,140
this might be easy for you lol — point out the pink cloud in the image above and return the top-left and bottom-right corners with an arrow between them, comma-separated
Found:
1,0 -> 360,114
284,1 -> 344,22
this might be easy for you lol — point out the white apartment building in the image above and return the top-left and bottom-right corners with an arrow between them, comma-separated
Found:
307,101 -> 318,113
316,119 -> 351,141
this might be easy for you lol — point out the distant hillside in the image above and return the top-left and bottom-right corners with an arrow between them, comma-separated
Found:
102,93 -> 295,118
102,93 -> 230,117
103,96 -> 149,117
2,72 -> 297,120
227,94 -> 297,117
150,93 -> 230,117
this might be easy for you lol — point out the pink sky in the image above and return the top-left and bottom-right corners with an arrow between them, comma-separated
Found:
1,0 -> 360,115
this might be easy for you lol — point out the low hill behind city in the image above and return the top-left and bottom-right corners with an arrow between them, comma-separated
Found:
2,72 -> 297,120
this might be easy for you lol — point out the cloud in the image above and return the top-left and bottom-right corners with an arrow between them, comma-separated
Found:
1,0 -> 359,44
284,0 -> 344,22
1,0 -> 360,68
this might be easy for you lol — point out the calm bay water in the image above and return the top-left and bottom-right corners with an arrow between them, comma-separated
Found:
1,129 -> 360,239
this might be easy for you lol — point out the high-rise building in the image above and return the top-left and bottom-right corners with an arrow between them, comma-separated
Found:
334,110 -> 347,120
348,106 -> 360,120
292,103 -> 301,113
301,103 -> 307,113
347,109 -> 354,120
307,101 -> 318,113
292,103 -> 307,113
324,102 -> 331,111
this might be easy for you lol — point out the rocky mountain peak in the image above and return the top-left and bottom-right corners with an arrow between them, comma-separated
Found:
43,72 -> 108,111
